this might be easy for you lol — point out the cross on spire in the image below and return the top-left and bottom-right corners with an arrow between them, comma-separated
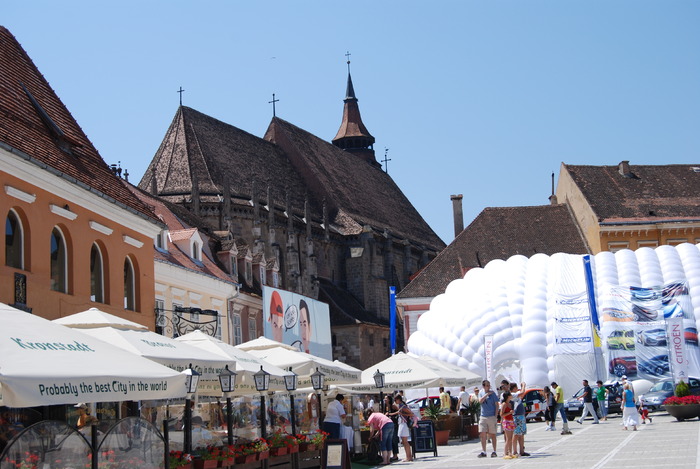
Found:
177,86 -> 185,106
382,147 -> 391,174
269,93 -> 279,117
345,51 -> 351,74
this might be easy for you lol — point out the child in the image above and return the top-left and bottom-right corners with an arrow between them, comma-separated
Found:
637,398 -> 651,424
500,391 -> 516,459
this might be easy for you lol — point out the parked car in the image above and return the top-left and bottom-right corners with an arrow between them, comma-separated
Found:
407,396 -> 441,418
607,330 -> 635,350
640,377 -> 700,411
638,354 -> 670,376
520,388 -> 546,422
609,356 -> 637,377
564,384 -> 623,420
637,328 -> 667,347
686,327 -> 699,346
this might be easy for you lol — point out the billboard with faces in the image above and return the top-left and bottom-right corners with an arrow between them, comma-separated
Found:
262,286 -> 332,359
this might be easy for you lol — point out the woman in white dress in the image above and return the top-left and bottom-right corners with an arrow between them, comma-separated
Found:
392,395 -> 414,462
621,383 -> 640,431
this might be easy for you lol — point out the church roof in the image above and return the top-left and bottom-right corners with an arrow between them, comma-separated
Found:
138,106 -> 321,218
0,27 -> 156,223
265,117 -> 444,251
398,204 -> 590,299
563,163 -> 700,223
318,278 -> 387,327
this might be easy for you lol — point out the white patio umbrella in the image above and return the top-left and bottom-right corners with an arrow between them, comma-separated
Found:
54,309 -> 229,396
237,338 -> 361,386
0,302 -> 186,407
175,330 -> 293,393
339,352 -> 482,393
235,336 -> 298,351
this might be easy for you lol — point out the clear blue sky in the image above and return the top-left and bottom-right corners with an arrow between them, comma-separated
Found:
5,1 -> 700,244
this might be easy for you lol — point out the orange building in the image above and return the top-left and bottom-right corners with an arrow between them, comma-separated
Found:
0,27 -> 162,325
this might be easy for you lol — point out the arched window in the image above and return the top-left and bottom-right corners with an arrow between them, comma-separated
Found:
50,227 -> 67,293
124,257 -> 135,311
90,244 -> 104,303
5,210 -> 23,269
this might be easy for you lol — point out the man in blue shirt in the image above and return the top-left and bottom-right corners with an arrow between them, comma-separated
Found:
477,380 -> 499,458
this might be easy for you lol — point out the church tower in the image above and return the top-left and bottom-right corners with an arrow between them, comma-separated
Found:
332,59 -> 379,167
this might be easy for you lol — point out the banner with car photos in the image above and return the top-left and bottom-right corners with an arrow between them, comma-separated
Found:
599,281 -> 700,382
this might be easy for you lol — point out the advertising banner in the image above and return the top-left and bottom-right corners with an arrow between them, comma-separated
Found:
484,334 -> 494,384
263,286 -> 332,359
552,291 -> 593,354
600,282 -> 699,382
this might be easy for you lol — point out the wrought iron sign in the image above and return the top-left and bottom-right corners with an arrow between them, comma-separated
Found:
156,306 -> 218,337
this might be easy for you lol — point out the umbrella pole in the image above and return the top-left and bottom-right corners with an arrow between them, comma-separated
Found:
260,393 -> 267,439
289,392 -> 297,436
184,398 -> 193,453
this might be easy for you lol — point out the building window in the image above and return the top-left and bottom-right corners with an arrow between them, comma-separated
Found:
50,227 -> 67,293
232,313 -> 243,345
155,299 -> 166,336
231,257 -> 238,278
637,240 -> 659,248
245,261 -> 252,284
5,210 -> 24,269
667,239 -> 687,246
272,271 -> 279,288
608,242 -> 629,253
192,241 -> 201,261
369,333 -> 374,347
260,265 -> 266,285
248,316 -> 257,340
124,257 -> 135,311
90,244 -> 104,303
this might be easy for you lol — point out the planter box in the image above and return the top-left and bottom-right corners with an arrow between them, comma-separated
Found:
257,450 -> 269,461
218,457 -> 234,468
270,447 -> 288,457
299,444 -> 317,452
235,454 -> 258,464
666,404 -> 700,421
193,460 -> 218,469
289,444 -> 299,454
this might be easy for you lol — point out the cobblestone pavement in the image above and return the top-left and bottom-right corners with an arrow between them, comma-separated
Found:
379,412 -> 699,469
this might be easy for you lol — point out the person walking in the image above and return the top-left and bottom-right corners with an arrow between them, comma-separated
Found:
542,386 -> 555,431
477,380 -> 499,458
551,382 -> 571,435
622,383 -> 640,431
509,382 -> 530,457
577,380 -> 599,424
439,387 -> 450,412
500,391 -> 516,459
457,385 -> 469,415
595,380 -> 609,421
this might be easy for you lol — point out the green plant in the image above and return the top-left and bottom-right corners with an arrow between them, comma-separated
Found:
675,380 -> 691,398
423,401 -> 448,430
466,399 -> 481,423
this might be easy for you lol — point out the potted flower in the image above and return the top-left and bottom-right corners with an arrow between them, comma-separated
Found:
663,394 -> 700,421
267,430 -> 301,456
219,445 -> 235,468
253,438 -> 269,460
465,399 -> 481,439
169,450 -> 193,469
192,446 -> 218,469
424,401 -> 450,445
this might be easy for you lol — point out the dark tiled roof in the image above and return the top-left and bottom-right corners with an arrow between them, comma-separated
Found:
0,27 -> 157,222
398,204 -> 590,299
564,163 -> 700,223
137,106 -> 321,219
318,278 -> 387,327
265,117 -> 444,251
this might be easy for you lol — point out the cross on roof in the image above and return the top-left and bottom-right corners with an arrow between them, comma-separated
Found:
382,147 -> 392,174
345,51 -> 351,74
177,86 -> 185,106
269,93 -> 279,117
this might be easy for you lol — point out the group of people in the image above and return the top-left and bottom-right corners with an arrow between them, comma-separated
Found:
365,393 -> 415,465
475,379 -> 531,459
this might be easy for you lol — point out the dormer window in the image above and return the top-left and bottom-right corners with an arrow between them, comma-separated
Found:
191,240 -> 201,261
260,265 -> 266,285
155,230 -> 169,251
272,271 -> 279,288
231,257 -> 238,278
245,260 -> 252,284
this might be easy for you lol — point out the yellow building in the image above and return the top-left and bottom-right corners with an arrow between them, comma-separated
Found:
0,27 -> 161,325
556,160 -> 700,253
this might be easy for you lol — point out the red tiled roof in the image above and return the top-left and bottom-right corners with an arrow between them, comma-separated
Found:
0,27 -> 157,222
564,163 -> 700,222
398,204 -> 590,299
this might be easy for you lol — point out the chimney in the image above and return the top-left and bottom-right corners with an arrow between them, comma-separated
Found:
549,172 -> 558,205
450,194 -> 464,238
618,160 -> 631,177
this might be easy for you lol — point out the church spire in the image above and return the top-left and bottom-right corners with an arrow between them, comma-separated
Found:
332,53 -> 378,167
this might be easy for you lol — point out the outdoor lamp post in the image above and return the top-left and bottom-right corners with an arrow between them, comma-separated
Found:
254,366 -> 271,439
182,364 -> 201,454
311,367 -> 325,423
284,368 -> 298,435
218,364 -> 237,446
373,369 -> 386,413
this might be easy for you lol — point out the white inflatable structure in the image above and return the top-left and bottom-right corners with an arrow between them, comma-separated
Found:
407,244 -> 700,396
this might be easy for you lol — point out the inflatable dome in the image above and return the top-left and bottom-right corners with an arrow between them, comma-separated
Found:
407,244 -> 700,396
